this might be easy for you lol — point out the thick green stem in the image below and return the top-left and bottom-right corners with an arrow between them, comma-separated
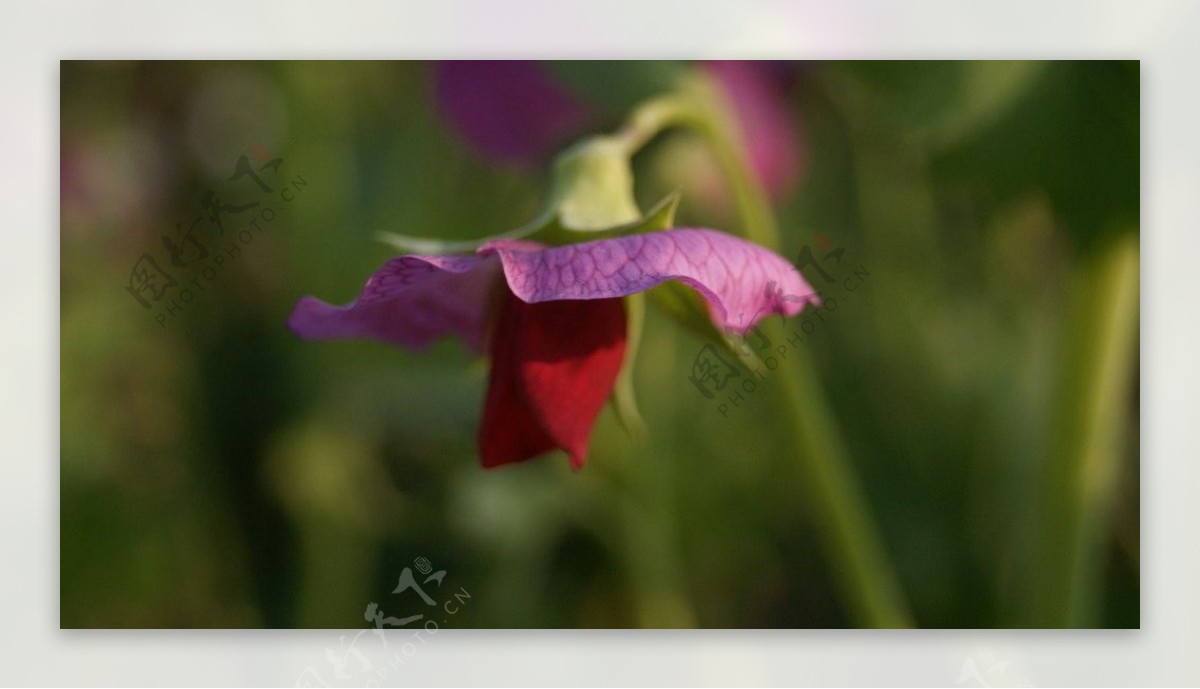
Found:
592,71 -> 910,627
615,78 -> 778,250
615,94 -> 694,155
1033,234 -> 1139,627
692,120 -> 780,249
765,323 -> 913,627
694,73 -> 911,627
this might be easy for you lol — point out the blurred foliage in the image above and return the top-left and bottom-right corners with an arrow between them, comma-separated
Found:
546,60 -> 689,115
60,60 -> 1138,629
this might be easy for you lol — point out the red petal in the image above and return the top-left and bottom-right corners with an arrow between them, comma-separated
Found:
478,291 -> 627,469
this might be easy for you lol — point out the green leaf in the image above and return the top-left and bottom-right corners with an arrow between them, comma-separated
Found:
931,61 -> 1139,250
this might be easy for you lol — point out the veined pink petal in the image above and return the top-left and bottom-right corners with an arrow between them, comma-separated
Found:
481,228 -> 817,335
288,254 -> 501,352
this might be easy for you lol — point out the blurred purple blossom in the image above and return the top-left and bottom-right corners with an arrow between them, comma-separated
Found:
702,60 -> 807,199
433,61 -> 593,165
433,60 -> 806,198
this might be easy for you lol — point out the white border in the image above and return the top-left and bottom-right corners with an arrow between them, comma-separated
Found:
5,0 -> 1197,685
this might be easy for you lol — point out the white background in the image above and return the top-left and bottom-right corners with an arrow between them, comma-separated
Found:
2,0 -> 1196,685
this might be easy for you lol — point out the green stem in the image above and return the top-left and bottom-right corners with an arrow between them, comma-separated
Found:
1034,234 -> 1139,627
767,324 -> 913,627
615,94 -> 694,155
694,73 -> 911,627
692,117 -> 780,249
594,71 -> 910,627
615,77 -> 777,250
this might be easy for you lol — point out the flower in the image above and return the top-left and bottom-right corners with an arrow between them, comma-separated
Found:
289,229 -> 816,470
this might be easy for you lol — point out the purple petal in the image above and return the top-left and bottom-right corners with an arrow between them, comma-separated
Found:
481,228 -> 817,334
288,254 -> 501,352
704,61 -> 806,198
433,61 -> 593,165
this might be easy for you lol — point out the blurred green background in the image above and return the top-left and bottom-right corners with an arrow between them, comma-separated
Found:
60,60 -> 1139,628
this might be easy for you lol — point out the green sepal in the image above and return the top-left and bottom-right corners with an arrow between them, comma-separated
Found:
535,191 -> 680,246
611,292 -> 647,440
545,136 -> 640,231
647,280 -> 765,370
378,191 -> 681,254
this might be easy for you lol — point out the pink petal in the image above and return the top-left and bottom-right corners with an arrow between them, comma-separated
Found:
481,228 -> 817,335
288,254 -> 501,352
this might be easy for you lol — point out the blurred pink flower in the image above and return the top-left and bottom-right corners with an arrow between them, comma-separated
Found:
434,60 -> 806,197
703,60 -> 807,199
